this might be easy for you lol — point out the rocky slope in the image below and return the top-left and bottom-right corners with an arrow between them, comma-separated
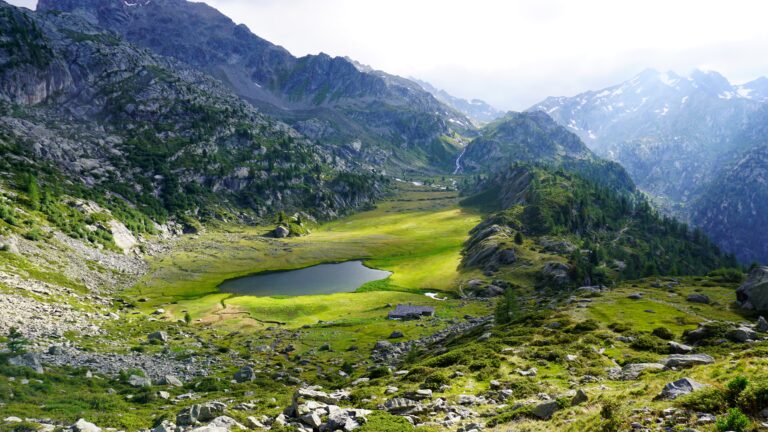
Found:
0,0 -> 382,225
692,144 -> 768,264
38,0 -> 473,173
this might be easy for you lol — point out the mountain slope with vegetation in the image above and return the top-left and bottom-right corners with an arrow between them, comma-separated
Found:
38,0 -> 473,173
0,1 -> 382,234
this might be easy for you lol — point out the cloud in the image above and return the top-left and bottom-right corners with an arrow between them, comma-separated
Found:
10,0 -> 768,110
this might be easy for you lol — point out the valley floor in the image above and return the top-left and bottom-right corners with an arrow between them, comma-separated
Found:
0,183 -> 766,432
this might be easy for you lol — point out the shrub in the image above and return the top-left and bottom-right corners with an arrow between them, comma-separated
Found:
608,322 -> 631,333
570,319 -> 600,333
708,268 -> 744,283
600,400 -> 623,432
368,366 -> 391,379
358,412 -> 415,431
727,376 -> 749,404
421,371 -> 450,390
651,327 -> 674,340
715,408 -> 750,432
630,334 -> 667,353
737,376 -> 768,415
677,387 -> 727,413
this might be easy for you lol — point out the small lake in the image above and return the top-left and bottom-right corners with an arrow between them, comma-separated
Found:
219,260 -> 392,297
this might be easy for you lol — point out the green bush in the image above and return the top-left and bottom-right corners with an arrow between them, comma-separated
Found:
368,366 -> 391,379
715,408 -> 750,432
358,412 -> 415,431
629,334 -> 667,353
599,400 -> 623,432
421,371 -> 450,390
570,319 -> 600,333
677,387 -> 727,413
708,268 -> 744,283
737,376 -> 768,415
608,322 -> 631,333
651,327 -> 674,340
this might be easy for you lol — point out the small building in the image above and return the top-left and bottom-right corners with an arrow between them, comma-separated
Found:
388,305 -> 435,320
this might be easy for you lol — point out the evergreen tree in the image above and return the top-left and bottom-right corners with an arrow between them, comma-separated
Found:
514,231 -> 524,245
495,288 -> 519,324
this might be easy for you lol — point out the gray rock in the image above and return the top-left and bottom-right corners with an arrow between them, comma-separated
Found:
656,378 -> 707,400
616,363 -> 664,380
177,402 -> 227,426
737,266 -> 768,310
8,353 -> 44,374
148,331 -> 168,343
48,345 -> 64,355
627,293 -> 643,300
540,262 -> 571,287
384,398 -> 423,414
273,226 -> 290,238
531,400 -> 559,420
152,420 -> 176,432
233,366 -> 255,383
668,341 -> 694,354
388,331 -> 404,339
728,326 -> 758,343
128,374 -> 152,387
663,354 -> 715,368
571,389 -> 588,405
686,293 -> 710,304
158,375 -> 183,387
72,419 -> 101,432
757,316 -> 768,332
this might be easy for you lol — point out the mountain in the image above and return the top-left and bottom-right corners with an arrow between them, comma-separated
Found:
37,0 -> 474,173
412,78 -> 502,124
460,164 -> 736,283
691,105 -> 768,264
529,68 -> 763,210
457,111 -> 635,193
0,1 -> 381,229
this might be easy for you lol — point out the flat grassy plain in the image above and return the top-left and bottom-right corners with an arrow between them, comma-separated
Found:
128,183 -> 486,329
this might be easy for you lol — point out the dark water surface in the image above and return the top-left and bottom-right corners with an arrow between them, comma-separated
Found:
219,260 -> 391,296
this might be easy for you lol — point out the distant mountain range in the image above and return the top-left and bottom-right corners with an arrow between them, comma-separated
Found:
411,78 -> 502,124
530,68 -> 768,263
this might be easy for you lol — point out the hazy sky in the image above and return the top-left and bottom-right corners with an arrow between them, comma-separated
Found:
10,0 -> 768,110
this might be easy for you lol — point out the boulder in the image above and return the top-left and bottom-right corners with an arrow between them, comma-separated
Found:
736,266 -> 768,310
727,326 -> 758,343
616,363 -> 664,380
152,421 -> 177,432
388,331 -> 404,339
571,389 -> 589,406
158,375 -> 184,387
384,398 -> 423,414
128,375 -> 152,387
8,353 -> 44,374
72,419 -> 101,432
531,400 -> 559,420
148,331 -> 168,343
540,262 -> 571,287
757,316 -> 768,332
663,354 -> 715,368
627,293 -> 643,300
177,402 -> 227,425
656,378 -> 707,400
273,226 -> 290,238
207,416 -> 245,430
668,341 -> 694,354
48,345 -> 64,355
686,294 -> 710,304
233,366 -> 255,383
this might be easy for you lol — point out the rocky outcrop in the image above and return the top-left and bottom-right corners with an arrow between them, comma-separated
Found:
737,266 -> 768,311
656,378 -> 707,400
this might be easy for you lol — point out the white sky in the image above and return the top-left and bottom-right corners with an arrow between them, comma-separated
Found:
11,0 -> 768,110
